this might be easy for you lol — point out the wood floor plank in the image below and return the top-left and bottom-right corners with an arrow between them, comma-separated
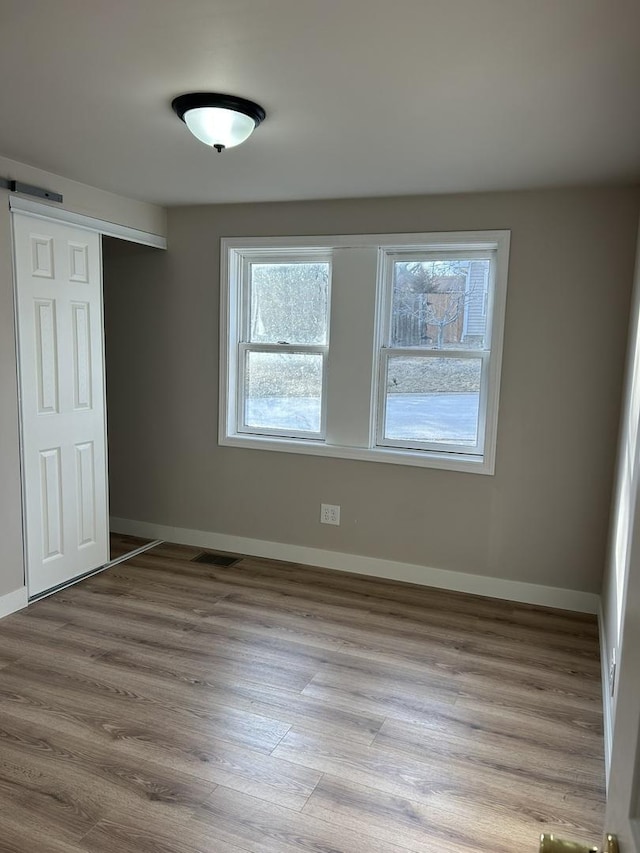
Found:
206,593 -> 465,663
192,553 -> 599,645
27,589 -> 331,671
0,669 -> 316,812
81,812 -> 250,853
0,612 -> 74,667
301,661 -> 459,721
85,573 -> 231,621
208,580 -> 600,671
193,785 -> 419,853
209,591 -> 602,699
69,635 -> 385,743
109,647 -> 384,746
273,727 -> 604,834
0,769 -> 98,846
450,648 -> 602,707
457,632 -> 601,680
452,672 -> 603,726
23,607 -> 319,697
0,709 -> 215,817
0,817 -> 91,853
89,564 -> 512,684
56,620 -> 318,693
232,556 -> 592,631
396,695 -> 602,757
0,657 -> 292,756
25,584 -> 218,635
303,774 -> 596,853
373,717 -> 603,794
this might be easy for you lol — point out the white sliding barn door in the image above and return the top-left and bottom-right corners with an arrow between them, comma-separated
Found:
13,211 -> 108,596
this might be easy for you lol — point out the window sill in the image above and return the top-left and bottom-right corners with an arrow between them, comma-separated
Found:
219,433 -> 495,474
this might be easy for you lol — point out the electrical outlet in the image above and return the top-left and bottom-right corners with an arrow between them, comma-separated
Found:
609,647 -> 617,696
320,504 -> 340,525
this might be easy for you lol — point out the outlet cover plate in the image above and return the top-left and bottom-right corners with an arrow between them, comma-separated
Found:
321,504 -> 340,525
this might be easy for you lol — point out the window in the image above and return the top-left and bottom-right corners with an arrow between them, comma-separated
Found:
378,253 -> 493,455
221,231 -> 510,474
238,256 -> 331,439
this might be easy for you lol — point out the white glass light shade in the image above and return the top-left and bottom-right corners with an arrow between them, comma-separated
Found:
184,107 -> 256,150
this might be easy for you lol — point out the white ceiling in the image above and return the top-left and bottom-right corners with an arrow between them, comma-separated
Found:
1,0 -> 639,206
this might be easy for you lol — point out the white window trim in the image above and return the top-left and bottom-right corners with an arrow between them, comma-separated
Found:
220,230 -> 510,475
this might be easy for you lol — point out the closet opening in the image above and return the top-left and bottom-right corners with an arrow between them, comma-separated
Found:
102,236 -> 164,567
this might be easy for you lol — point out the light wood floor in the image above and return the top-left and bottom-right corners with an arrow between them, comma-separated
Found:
0,540 -> 605,852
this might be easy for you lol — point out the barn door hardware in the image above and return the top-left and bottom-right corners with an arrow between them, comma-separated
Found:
0,177 -> 63,203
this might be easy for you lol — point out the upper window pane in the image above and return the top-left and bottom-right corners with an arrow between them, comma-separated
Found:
250,262 -> 330,344
391,258 -> 490,350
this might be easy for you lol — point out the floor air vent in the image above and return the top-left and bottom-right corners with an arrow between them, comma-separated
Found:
192,552 -> 241,567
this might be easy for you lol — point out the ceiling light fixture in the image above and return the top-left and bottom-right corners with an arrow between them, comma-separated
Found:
172,92 -> 266,153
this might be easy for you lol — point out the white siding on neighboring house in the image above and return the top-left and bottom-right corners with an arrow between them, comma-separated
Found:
463,260 -> 489,339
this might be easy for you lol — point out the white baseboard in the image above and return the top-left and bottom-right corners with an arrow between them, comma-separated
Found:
110,517 -> 600,614
0,585 -> 28,620
598,600 -> 613,790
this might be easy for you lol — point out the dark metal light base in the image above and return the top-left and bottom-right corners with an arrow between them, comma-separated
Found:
171,92 -> 266,127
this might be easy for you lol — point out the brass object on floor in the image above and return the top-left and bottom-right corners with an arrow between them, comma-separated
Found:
540,834 -> 598,853
539,834 -> 619,853
604,836 -> 619,853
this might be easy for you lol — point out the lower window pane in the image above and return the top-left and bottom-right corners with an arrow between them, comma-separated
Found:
384,357 -> 481,446
244,351 -> 323,434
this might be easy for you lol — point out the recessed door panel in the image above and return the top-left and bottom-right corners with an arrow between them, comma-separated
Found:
39,447 -> 63,560
71,301 -> 92,410
31,235 -> 54,278
69,241 -> 89,283
34,298 -> 59,414
75,441 -> 96,547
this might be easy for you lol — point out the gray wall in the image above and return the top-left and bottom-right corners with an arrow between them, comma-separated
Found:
104,187 -> 640,594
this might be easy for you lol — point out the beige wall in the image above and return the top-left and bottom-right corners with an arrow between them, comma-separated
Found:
104,187 -> 640,594
0,157 -> 166,600
0,155 -> 167,237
